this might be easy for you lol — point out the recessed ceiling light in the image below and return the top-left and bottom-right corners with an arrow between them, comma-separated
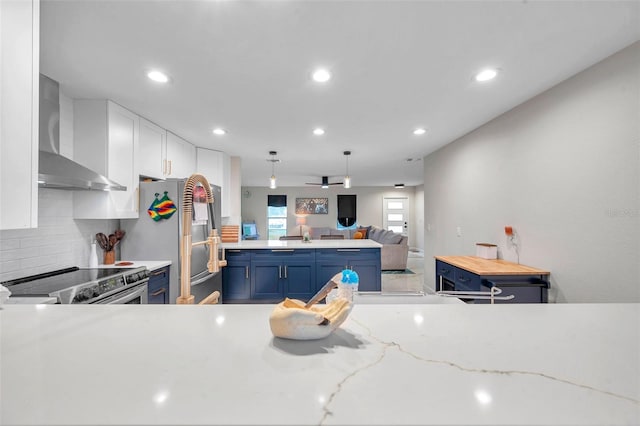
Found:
474,68 -> 498,82
312,68 -> 331,83
395,183 -> 405,189
413,128 -> 427,136
213,128 -> 226,136
147,70 -> 170,83
313,128 -> 325,136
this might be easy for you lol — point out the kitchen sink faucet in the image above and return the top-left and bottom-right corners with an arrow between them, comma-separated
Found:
177,173 -> 227,304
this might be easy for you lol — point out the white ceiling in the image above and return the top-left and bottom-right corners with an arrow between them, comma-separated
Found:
40,0 -> 640,187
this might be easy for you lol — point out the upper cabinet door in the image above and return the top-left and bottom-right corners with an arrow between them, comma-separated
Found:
139,118 -> 166,180
166,132 -> 195,179
0,0 -> 39,230
73,100 -> 140,219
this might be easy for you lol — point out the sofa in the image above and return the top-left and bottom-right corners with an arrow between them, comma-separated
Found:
304,225 -> 409,271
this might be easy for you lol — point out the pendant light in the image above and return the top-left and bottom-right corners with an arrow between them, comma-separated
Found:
267,151 -> 279,189
343,150 -> 351,189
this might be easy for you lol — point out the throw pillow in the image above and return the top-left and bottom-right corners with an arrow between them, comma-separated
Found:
353,231 -> 364,239
382,232 -> 403,244
355,226 -> 370,239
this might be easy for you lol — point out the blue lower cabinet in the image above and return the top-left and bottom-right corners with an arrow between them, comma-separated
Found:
251,261 -> 284,300
454,269 -> 481,292
251,249 -> 316,302
316,249 -> 381,292
349,258 -> 380,292
148,266 -> 170,304
222,250 -> 251,301
283,261 -> 316,301
222,247 -> 381,302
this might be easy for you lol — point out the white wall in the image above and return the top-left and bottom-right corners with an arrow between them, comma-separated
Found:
241,185 -> 423,250
423,42 -> 640,303
414,185 -> 424,252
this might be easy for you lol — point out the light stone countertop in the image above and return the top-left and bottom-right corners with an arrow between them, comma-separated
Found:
1,303 -> 638,425
222,239 -> 382,250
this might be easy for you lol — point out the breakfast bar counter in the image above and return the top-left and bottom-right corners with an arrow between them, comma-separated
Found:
1,303 -> 638,425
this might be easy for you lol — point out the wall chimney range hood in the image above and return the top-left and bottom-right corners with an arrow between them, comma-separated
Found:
38,74 -> 126,191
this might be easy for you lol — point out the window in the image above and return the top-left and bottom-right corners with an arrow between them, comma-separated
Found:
337,194 -> 356,228
267,195 -> 287,240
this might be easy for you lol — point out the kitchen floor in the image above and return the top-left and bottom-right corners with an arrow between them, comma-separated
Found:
380,251 -> 434,295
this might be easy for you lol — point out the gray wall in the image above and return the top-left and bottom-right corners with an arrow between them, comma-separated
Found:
423,42 -> 640,303
241,186 -> 422,249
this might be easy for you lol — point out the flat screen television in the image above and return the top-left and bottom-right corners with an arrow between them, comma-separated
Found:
242,222 -> 258,239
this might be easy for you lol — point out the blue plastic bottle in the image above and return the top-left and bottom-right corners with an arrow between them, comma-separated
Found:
337,269 -> 359,302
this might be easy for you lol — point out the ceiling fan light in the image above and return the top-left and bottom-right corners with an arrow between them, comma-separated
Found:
343,175 -> 351,189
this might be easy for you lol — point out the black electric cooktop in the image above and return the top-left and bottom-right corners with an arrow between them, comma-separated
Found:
1,267 -> 134,296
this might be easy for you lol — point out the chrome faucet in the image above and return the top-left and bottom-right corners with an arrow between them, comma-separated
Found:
176,173 -> 227,304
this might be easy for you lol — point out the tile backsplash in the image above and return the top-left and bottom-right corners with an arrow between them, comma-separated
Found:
0,189 -> 119,282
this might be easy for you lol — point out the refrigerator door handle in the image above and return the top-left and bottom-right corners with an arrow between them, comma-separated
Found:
191,272 -> 215,287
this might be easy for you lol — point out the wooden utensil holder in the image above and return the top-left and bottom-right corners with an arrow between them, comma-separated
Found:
103,250 -> 115,265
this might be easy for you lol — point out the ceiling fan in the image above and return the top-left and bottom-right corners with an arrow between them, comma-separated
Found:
305,176 -> 342,188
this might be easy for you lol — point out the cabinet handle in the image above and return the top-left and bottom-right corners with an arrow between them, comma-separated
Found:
278,265 -> 282,279
168,160 -> 172,175
150,288 -> 166,296
150,270 -> 165,276
245,266 -> 249,279
271,249 -> 294,252
135,187 -> 139,212
457,276 -> 470,283
163,159 -> 167,175
337,249 -> 360,252
284,265 -> 288,279
440,268 -> 450,274
228,249 -> 241,252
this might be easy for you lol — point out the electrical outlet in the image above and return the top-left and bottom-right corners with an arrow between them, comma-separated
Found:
456,226 -> 462,237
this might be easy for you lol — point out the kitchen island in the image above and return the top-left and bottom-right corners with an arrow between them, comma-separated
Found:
221,239 -> 383,302
1,303 -> 638,425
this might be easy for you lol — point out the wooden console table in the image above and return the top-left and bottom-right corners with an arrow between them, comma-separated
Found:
435,256 -> 550,303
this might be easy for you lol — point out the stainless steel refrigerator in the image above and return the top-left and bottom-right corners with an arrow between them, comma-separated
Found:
121,179 -> 222,304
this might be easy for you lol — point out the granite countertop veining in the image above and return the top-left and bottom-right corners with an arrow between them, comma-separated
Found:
1,303 -> 638,425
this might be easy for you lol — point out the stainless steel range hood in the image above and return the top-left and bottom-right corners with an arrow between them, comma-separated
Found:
38,74 -> 126,191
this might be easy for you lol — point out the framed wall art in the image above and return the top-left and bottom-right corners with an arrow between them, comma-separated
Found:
295,198 -> 328,214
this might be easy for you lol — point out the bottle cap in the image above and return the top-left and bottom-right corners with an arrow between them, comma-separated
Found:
341,269 -> 359,285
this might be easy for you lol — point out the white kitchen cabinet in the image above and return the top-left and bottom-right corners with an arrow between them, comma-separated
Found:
196,148 -> 230,217
73,100 -> 140,219
166,131 -> 195,179
0,0 -> 39,230
139,117 -> 166,179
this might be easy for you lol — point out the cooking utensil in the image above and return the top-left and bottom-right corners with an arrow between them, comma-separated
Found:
96,233 -> 109,250
108,234 -> 117,250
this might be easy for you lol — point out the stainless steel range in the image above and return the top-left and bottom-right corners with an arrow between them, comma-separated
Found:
2,267 -> 150,304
